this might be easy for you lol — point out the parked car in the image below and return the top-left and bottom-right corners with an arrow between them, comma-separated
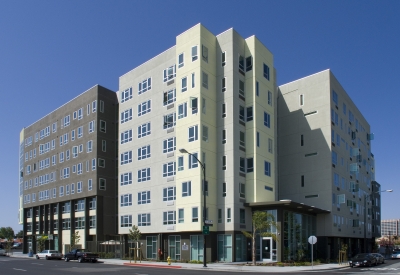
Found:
64,249 -> 99,263
391,251 -> 400,259
372,253 -> 385,264
11,243 -> 22,249
349,253 -> 378,267
0,247 -> 6,256
36,250 -> 63,260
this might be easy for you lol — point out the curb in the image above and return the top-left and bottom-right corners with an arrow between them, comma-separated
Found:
123,263 -> 182,269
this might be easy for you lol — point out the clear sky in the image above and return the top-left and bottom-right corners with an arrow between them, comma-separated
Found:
1,1 -> 399,231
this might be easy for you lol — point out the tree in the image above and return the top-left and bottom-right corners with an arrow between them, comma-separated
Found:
36,235 -> 48,253
242,211 -> 279,265
16,230 -> 24,238
128,225 -> 141,245
0,227 -> 14,240
71,231 -> 81,250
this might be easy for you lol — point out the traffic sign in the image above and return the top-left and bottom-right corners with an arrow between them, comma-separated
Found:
308,235 -> 317,244
203,225 -> 209,235
205,220 -> 213,226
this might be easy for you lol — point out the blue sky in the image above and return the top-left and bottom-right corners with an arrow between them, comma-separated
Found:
1,1 -> 399,231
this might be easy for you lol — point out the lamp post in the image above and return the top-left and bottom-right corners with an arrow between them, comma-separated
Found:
364,189 -> 393,252
179,148 -> 207,267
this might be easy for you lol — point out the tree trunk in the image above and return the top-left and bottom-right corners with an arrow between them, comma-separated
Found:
252,231 -> 256,265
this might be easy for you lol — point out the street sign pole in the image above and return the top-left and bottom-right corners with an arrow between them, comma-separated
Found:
308,236 -> 317,269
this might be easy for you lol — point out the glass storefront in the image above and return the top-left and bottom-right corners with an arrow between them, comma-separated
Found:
235,234 -> 247,261
168,235 -> 181,260
146,236 -> 157,259
217,234 -> 232,262
190,235 -> 203,261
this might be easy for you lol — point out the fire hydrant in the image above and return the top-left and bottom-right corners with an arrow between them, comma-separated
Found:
167,256 -> 171,265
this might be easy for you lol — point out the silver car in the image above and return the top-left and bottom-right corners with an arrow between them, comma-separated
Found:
392,251 -> 400,259
36,250 -> 63,260
0,248 -> 6,256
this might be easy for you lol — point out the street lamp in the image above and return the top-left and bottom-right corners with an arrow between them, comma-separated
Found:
179,148 -> 207,267
364,189 -> 393,252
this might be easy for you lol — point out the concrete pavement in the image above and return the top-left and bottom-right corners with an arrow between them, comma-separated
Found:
7,251 -> 349,273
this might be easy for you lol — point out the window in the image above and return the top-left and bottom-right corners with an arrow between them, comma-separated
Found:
343,103 -> 347,115
246,106 -> 253,121
100,100 -> 104,113
163,137 -> 176,153
300,94 -> 304,106
202,125 -> 208,142
121,108 -> 133,123
246,56 -> 252,71
89,216 -> 96,228
227,208 -> 231,222
120,194 -> 132,207
239,105 -> 245,122
102,140 -> 106,152
202,44 -> 208,62
332,151 -> 338,166
222,129 -> 226,144
178,102 -> 187,119
78,126 -> 83,138
87,140 -> 93,153
121,129 -> 132,144
239,131 -> 245,148
138,191 -> 151,204
89,120 -> 95,133
120,172 -> 132,186
71,130 -> 75,141
301,134 -> 304,146
121,87 -> 132,103
239,55 -> 244,73
268,138 -> 273,153
222,182 -> 227,197
189,153 -> 198,169
256,81 -> 259,96
178,209 -> 184,223
181,77 -> 187,92
222,77 -> 226,92
239,182 -> 245,198
192,45 -> 198,61
138,168 -> 151,182
77,181 -> 82,193
121,215 -> 132,227
301,175 -> 304,187
221,51 -> 226,66
163,162 -> 176,177
178,156 -> 184,171
218,209 -> 222,223
163,89 -> 176,106
332,90 -> 338,105
137,100 -> 151,117
138,145 -> 151,160
222,156 -> 226,170
63,115 -> 70,127
138,78 -> 152,95
121,151 -> 132,165
163,113 -> 176,129
163,186 -> 176,201
163,65 -> 176,82
59,186 -> 64,197
202,98 -> 206,114
239,157 -> 245,173
138,122 -> 151,138
188,125 -> 198,142
191,72 -> 195,88
77,162 -> 83,174
59,152 -> 64,163
138,213 -> 151,226
178,53 -> 184,68
181,180 -> 192,197
202,71 -> 208,89
192,207 -> 198,222
222,103 -> 226,118
268,91 -> 272,106
247,158 -> 254,173
263,63 -> 270,80
257,132 -> 260,147
163,211 -> 176,225
265,161 -> 271,176
98,159 -> 104,168
239,80 -> 245,99
64,133 -> 69,145
190,97 -> 198,114
92,100 -> 97,113
240,209 -> 246,224
264,112 -> 271,128
52,122 -> 57,133
88,179 -> 92,191
99,178 -> 106,190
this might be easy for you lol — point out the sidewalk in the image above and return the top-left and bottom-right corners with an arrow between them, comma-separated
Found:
8,252 -> 348,273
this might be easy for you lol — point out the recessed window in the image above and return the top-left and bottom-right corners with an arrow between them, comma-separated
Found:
178,156 -> 184,171
264,161 -> 271,176
221,51 -> 226,66
100,120 -> 106,133
163,89 -> 176,106
300,94 -> 304,106
178,209 -> 184,223
301,134 -> 304,146
121,129 -> 132,144
268,138 -> 273,154
239,80 -> 245,100
120,151 -> 132,165
178,53 -> 184,68
182,181 -> 191,197
138,191 -> 151,204
263,63 -> 270,80
227,208 -> 231,223
163,162 -> 176,177
246,158 -> 254,173
239,131 -> 245,148
189,153 -> 198,169
301,175 -> 304,187
202,125 -> 208,142
264,112 -> 271,128
240,209 -> 246,224
163,65 -> 176,82
181,77 -> 187,92
120,194 -> 132,207
163,113 -> 176,129
138,145 -> 151,160
257,132 -> 260,147
222,77 -> 226,92
192,45 -> 198,61
268,91 -> 272,106
256,81 -> 259,96
138,168 -> 151,182
222,156 -> 226,170
138,100 -> 151,116
178,102 -> 187,119
202,71 -> 208,89
138,122 -> 151,138
239,55 -> 244,73
222,129 -> 226,144
192,207 -> 198,222
188,125 -> 198,142
222,103 -> 226,118
121,108 -> 132,124
120,172 -> 132,186
246,56 -> 252,71
191,73 -> 195,88
202,45 -> 208,62
246,106 -> 253,122
163,186 -> 176,201
239,183 -> 245,198
138,78 -> 152,95
138,213 -> 151,226
163,137 -> 176,153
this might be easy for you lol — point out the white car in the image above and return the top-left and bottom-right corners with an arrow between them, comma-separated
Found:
36,250 -> 63,260
0,248 -> 6,256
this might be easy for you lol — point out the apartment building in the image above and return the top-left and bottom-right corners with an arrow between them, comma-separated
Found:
117,24 -> 278,262
19,85 -> 119,254
381,219 -> 400,237
278,69 -> 379,259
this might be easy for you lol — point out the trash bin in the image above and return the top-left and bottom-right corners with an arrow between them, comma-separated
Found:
28,250 -> 33,257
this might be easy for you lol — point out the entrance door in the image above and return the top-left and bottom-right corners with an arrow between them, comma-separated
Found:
261,237 -> 272,261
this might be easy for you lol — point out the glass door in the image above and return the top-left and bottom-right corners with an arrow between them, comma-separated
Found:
261,237 -> 272,261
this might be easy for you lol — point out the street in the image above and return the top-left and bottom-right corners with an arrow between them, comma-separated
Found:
1,257 -> 400,275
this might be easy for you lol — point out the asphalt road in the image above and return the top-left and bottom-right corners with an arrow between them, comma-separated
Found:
1,257 -> 400,275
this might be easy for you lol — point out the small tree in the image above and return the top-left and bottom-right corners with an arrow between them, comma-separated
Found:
128,225 -> 141,246
71,231 -> 81,250
36,235 -> 48,253
242,211 -> 279,265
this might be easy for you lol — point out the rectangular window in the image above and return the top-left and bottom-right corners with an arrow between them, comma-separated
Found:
239,55 -> 244,73
332,90 -> 338,105
189,153 -> 198,169
239,80 -> 245,99
182,181 -> 191,197
138,122 -> 151,138
138,213 -> 151,226
240,182 -> 245,198
163,113 -> 176,129
163,137 -> 176,153
121,129 -> 132,144
181,77 -> 187,92
263,63 -> 270,80
222,103 -> 226,118
102,140 -> 106,152
301,175 -> 304,187
240,209 -> 246,224
97,159 -> 104,168
163,186 -> 176,201
247,158 -> 254,173
163,162 -> 176,177
222,129 -> 226,144
246,56 -> 252,71
202,97 -> 206,114
188,125 -> 198,142
120,194 -> 132,207
239,105 -> 245,122
138,191 -> 151,204
121,108 -> 133,123
222,77 -> 226,92
227,208 -> 231,223
264,112 -> 271,128
138,168 -> 151,182
120,172 -> 132,186
202,125 -> 208,142
178,102 -> 187,119
222,156 -> 226,170
138,78 -> 152,95
121,215 -> 132,227
163,211 -> 176,225
92,100 -> 97,112
178,156 -> 184,171
59,186 -> 64,197
265,161 -> 271,176
63,115 -> 70,127
121,87 -> 132,103
222,182 -> 226,197
301,134 -> 304,146
138,100 -> 151,116
221,51 -> 226,66
332,151 -> 338,165
138,145 -> 151,160
78,126 -> 83,138
71,130 -> 75,141
100,100 -> 104,113
99,178 -> 106,190
246,106 -> 253,121
87,140 -> 93,153
178,53 -> 184,68
178,209 -> 184,223
163,65 -> 176,82
77,181 -> 83,193
191,73 -> 195,88
268,91 -> 273,106
88,179 -> 92,191
202,71 -> 208,89
218,209 -> 222,223
240,157 -> 245,173
202,45 -> 208,62
88,120 -> 95,133
239,131 -> 245,148
257,132 -> 260,147
300,94 -> 304,106
256,81 -> 259,96
121,151 -> 132,165
268,138 -> 273,153
163,89 -> 176,106
52,122 -> 57,133
192,45 -> 198,61
192,207 -> 198,222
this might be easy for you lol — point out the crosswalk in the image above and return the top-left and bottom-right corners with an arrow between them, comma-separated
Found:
360,267 -> 400,271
